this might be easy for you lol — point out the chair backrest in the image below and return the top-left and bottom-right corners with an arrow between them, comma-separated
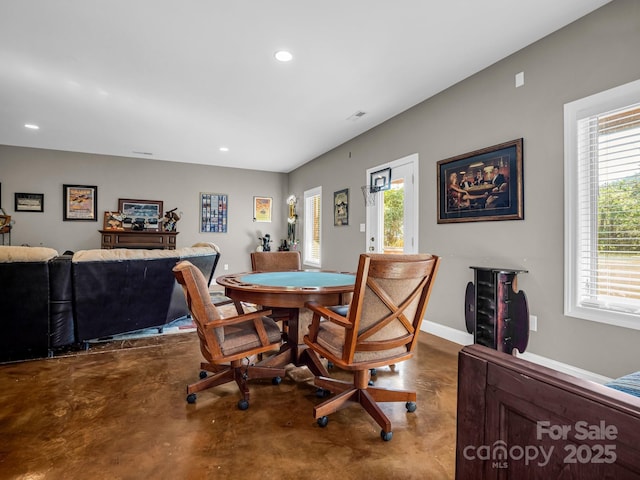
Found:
250,250 -> 301,271
173,260 -> 224,363
343,253 -> 440,364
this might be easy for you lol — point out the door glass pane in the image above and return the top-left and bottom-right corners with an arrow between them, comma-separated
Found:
383,178 -> 404,254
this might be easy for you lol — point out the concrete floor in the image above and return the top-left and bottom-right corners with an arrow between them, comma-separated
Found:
0,332 -> 461,480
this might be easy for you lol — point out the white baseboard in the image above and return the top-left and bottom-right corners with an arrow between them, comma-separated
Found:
421,321 -> 612,384
422,321 -> 474,346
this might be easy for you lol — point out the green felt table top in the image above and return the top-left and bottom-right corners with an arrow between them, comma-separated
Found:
239,271 -> 355,288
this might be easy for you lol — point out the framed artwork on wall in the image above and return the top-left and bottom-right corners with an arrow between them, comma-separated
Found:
437,138 -> 524,223
253,196 -> 272,223
118,198 -> 163,230
15,192 -> 44,212
334,188 -> 349,226
63,184 -> 98,221
200,192 -> 228,233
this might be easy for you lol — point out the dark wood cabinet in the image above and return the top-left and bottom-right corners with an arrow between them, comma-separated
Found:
99,230 -> 178,250
465,266 -> 529,354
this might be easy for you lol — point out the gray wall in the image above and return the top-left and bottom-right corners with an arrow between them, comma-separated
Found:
288,0 -> 640,378
0,146 -> 288,274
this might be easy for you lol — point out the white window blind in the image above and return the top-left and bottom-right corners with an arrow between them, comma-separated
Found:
565,79 -> 640,330
303,187 -> 321,267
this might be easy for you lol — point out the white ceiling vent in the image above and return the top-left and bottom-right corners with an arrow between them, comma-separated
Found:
347,111 -> 367,121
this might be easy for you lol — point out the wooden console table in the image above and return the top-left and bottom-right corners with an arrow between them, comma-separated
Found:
99,230 -> 178,250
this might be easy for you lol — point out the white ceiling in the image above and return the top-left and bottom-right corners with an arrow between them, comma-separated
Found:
0,0 -> 610,173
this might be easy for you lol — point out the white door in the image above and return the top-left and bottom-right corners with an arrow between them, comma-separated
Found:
365,154 -> 418,254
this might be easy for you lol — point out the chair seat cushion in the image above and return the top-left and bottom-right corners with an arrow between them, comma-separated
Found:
316,321 -> 406,364
605,371 -> 640,398
221,317 -> 282,356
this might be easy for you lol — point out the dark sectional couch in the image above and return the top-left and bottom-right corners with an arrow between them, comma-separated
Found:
0,244 -> 220,362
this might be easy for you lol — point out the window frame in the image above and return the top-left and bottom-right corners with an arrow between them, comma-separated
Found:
303,186 -> 322,268
564,78 -> 640,330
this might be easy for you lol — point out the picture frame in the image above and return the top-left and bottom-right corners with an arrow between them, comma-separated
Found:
118,198 -> 163,230
253,196 -> 272,223
15,192 -> 44,212
63,185 -> 98,221
437,138 -> 524,223
334,188 -> 349,226
200,192 -> 228,233
369,167 -> 391,192
0,214 -> 10,234
103,211 -> 124,230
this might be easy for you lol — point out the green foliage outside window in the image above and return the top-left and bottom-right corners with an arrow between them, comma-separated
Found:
384,187 -> 404,248
598,174 -> 640,252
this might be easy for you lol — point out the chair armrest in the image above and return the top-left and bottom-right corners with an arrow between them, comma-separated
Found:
204,308 -> 273,328
305,301 -> 352,329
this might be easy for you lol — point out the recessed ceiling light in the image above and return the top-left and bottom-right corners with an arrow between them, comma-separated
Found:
219,147 -> 229,152
274,50 -> 293,62
24,124 -> 39,130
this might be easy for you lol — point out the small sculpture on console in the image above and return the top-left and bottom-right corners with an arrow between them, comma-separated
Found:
257,233 -> 272,252
161,208 -> 181,232
287,195 -> 298,248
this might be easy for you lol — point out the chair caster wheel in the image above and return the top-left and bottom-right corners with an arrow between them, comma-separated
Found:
317,416 -> 329,427
327,362 -> 334,369
381,430 -> 393,441
199,370 -> 208,379
272,376 -> 282,385
368,379 -> 375,386
237,399 -> 249,410
316,388 -> 330,398
370,368 -> 377,376
406,401 -> 417,412
186,393 -> 197,404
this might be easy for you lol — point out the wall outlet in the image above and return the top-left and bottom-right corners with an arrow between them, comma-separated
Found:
224,264 -> 229,271
529,314 -> 538,331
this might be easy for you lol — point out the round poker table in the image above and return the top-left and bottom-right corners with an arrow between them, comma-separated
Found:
216,270 -> 355,309
217,270 -> 355,373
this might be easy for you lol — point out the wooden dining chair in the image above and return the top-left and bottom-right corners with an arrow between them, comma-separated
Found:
303,253 -> 440,441
173,260 -> 286,410
249,250 -> 302,332
250,250 -> 302,271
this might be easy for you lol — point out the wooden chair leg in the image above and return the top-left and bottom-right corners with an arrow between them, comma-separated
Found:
187,368 -> 235,395
312,368 -> 417,434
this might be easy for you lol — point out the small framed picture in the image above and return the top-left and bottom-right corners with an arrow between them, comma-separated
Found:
334,188 -> 349,226
103,211 -> 124,230
253,196 -> 272,223
15,192 -> 44,212
63,185 -> 98,221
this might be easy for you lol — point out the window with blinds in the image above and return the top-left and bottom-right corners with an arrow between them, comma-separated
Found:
303,186 -> 321,267
565,79 -> 640,330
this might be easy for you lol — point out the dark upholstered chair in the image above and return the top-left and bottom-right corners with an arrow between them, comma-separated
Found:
173,261 -> 286,410
304,253 -> 440,441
